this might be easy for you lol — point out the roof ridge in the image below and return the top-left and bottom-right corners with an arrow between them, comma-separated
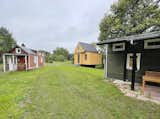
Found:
78,42 -> 98,53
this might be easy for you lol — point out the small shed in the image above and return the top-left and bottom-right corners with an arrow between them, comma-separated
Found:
3,45 -> 45,72
74,42 -> 102,66
97,31 -> 160,90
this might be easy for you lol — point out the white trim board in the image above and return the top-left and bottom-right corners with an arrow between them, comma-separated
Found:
105,44 -> 108,78
144,39 -> 160,49
16,48 -> 22,54
126,53 -> 141,71
112,43 -> 125,51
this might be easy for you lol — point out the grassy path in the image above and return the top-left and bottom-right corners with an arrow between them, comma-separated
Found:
0,62 -> 160,119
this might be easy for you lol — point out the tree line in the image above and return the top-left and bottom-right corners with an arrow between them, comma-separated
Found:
99,0 -> 160,41
44,47 -> 73,63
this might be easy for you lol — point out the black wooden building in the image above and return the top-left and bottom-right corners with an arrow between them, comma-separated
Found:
97,31 -> 160,90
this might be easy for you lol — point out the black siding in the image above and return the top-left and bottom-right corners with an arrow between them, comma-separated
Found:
107,44 -> 125,80
107,40 -> 160,83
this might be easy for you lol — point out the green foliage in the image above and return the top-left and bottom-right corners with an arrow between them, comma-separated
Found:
46,54 -> 54,63
54,55 -> 65,62
0,27 -> 16,52
0,27 -> 16,63
68,53 -> 74,64
99,0 -> 160,41
44,51 -> 53,63
52,47 -> 69,62
40,48 -> 70,63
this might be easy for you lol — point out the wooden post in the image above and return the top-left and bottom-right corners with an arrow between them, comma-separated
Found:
16,56 -> 18,70
28,55 -> 30,70
123,42 -> 127,81
131,44 -> 137,90
25,55 -> 27,71
37,56 -> 38,68
12,55 -> 14,71
105,44 -> 108,78
142,79 -> 145,94
78,53 -> 80,65
3,54 -> 6,72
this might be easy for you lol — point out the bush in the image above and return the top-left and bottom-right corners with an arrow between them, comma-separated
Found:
45,55 -> 54,63
55,55 -> 66,62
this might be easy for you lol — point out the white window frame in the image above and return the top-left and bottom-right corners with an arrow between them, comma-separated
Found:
144,39 -> 160,49
126,53 -> 141,71
112,43 -> 125,51
16,48 -> 21,54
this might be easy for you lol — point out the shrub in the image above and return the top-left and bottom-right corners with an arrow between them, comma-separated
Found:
55,55 -> 66,62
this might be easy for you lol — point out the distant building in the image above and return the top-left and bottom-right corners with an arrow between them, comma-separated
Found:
74,42 -> 102,67
3,45 -> 45,72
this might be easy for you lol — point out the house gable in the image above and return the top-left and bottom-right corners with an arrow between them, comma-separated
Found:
75,44 -> 85,53
10,45 -> 36,55
10,46 -> 27,54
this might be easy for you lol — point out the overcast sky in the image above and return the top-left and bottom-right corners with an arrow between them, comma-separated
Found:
0,0 -> 117,53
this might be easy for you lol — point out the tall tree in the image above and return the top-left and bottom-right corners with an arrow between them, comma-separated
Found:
0,27 -> 16,62
0,27 -> 16,53
53,47 -> 69,61
99,0 -> 160,41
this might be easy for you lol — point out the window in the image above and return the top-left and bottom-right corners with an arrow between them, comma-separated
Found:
126,53 -> 141,70
85,54 -> 87,60
112,43 -> 125,51
144,39 -> 160,49
16,48 -> 21,54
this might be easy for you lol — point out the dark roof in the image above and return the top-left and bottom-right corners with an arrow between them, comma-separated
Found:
14,45 -> 36,54
78,42 -> 98,52
20,46 -> 36,54
97,31 -> 160,45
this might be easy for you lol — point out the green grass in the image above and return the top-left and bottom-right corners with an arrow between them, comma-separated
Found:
0,63 -> 3,71
0,62 -> 160,119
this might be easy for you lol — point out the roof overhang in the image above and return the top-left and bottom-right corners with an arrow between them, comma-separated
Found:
11,45 -> 36,55
3,53 -> 28,56
97,31 -> 160,45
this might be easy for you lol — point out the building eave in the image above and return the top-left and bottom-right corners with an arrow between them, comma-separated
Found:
97,31 -> 160,45
3,53 -> 28,56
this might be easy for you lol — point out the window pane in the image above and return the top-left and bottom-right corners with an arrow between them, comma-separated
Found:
85,54 -> 87,60
129,56 -> 133,68
148,41 -> 160,46
115,45 -> 123,49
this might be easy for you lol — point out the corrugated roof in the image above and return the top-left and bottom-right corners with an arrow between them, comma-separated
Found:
78,42 -> 98,53
20,46 -> 36,54
97,31 -> 160,45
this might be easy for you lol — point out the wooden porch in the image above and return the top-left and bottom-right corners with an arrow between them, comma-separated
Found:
144,85 -> 160,101
112,79 -> 160,104
3,53 -> 28,72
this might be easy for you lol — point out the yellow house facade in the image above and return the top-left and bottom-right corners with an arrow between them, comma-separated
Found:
74,42 -> 102,66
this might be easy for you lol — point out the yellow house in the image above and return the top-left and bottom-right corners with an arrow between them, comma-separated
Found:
74,42 -> 102,66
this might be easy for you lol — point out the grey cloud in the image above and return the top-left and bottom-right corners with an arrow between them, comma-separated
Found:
0,0 -> 117,53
